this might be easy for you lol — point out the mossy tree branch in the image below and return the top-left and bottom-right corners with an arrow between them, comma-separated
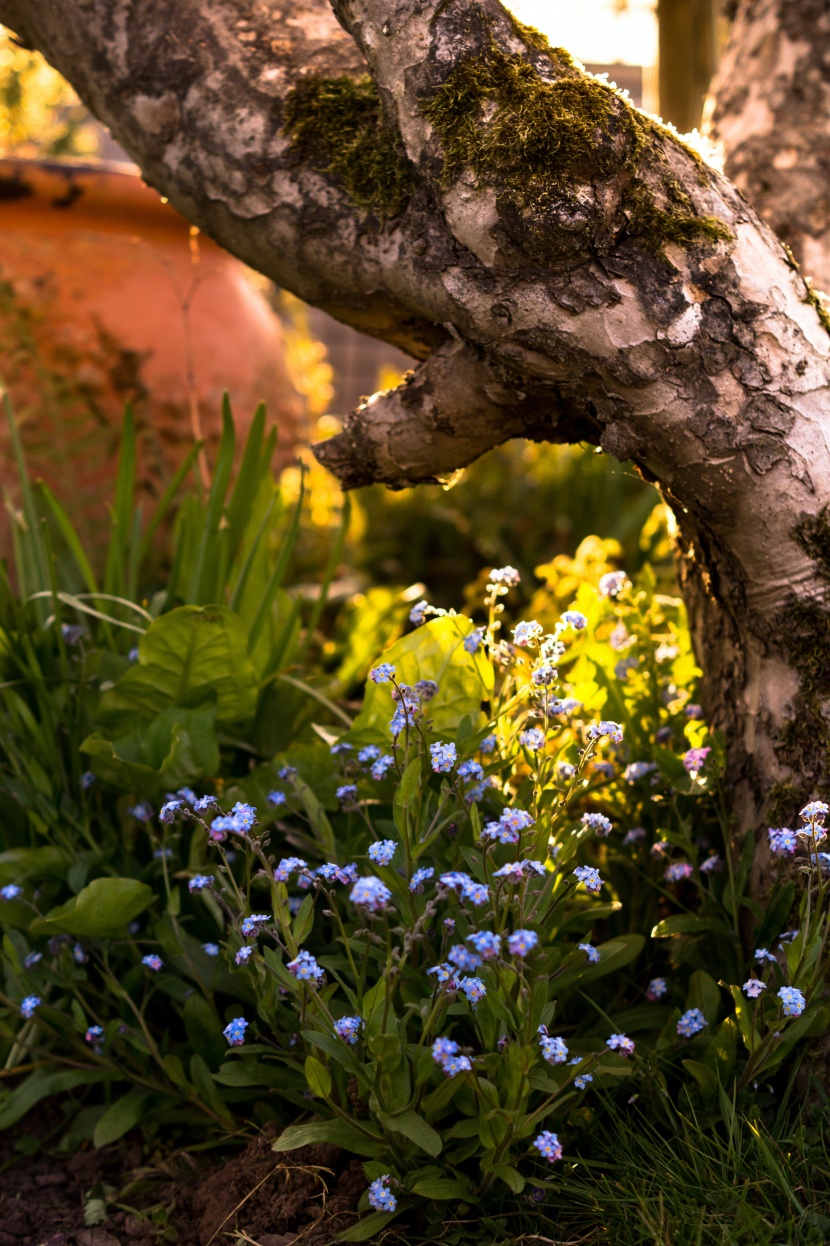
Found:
3,0 -> 830,845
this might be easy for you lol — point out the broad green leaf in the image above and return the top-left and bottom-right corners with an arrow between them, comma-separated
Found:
30,878 -> 154,938
213,1061 -> 286,1088
93,1088 -> 150,1148
99,606 -> 258,727
305,1055 -> 332,1099
292,894 -> 315,946
338,1210 -> 401,1242
409,1176 -> 470,1199
183,995 -> 226,1069
378,1109 -> 442,1156
492,1164 -> 524,1194
651,914 -> 717,938
349,615 -> 493,743
686,970 -> 721,1024
704,1017 -> 738,1084
81,706 -> 219,797
681,1058 -> 717,1098
553,934 -> 645,996
273,1119 -> 384,1157
396,757 -> 422,808
0,1068 -> 113,1131
0,846 -> 70,887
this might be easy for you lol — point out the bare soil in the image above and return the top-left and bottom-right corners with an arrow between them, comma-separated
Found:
0,1119 -> 366,1246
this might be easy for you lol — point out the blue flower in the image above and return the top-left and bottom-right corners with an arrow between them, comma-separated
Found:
519,727 -> 545,751
194,795 -> 219,813
574,1073 -> 593,1090
330,741 -> 353,755
800,801 -> 828,822
409,866 -> 434,893
768,828 -> 796,855
457,759 -> 484,781
743,979 -> 766,998
606,1033 -> 635,1056
159,800 -> 182,823
448,944 -> 482,972
624,827 -> 647,845
336,784 -> 358,806
755,948 -> 776,964
267,790 -> 287,807
599,571 -> 627,597
358,745 -> 381,763
665,862 -> 693,883
428,963 -> 459,987
241,914 -> 269,938
334,1016 -> 362,1045
647,978 -> 667,1000
176,787 -> 198,806
153,847 -> 173,861
416,679 -> 439,702
85,1025 -> 104,1045
432,1037 -> 458,1065
0,884 -> 22,901
489,566 -> 520,586
539,1032 -> 568,1064
349,877 -> 391,913
700,854 -> 721,874
587,720 -> 624,743
278,765 -> 297,780
512,620 -> 543,647
467,931 -> 500,960
463,881 -> 490,906
550,697 -> 581,715
369,839 -> 397,866
533,1131 -> 563,1163
188,874 -> 214,892
367,1175 -> 396,1212
62,623 -> 86,645
141,954 -> 162,972
459,975 -> 486,1004
464,628 -> 485,654
430,741 -> 457,773
778,986 -> 806,1017
677,1008 -> 707,1038
573,866 -> 603,894
20,995 -> 41,1018
371,754 -> 395,780
444,1054 -> 472,1076
23,951 -> 42,969
578,943 -> 600,964
581,812 -> 612,837
685,703 -> 704,719
561,610 -> 587,630
624,761 -> 656,782
370,663 -> 396,684
409,600 -> 430,625
202,943 -> 220,957
235,945 -> 253,966
479,734 -> 497,754
80,770 -> 96,790
274,857 -> 307,882
287,950 -> 324,982
223,1017 -> 249,1046
507,929 -> 538,957
128,801 -> 154,822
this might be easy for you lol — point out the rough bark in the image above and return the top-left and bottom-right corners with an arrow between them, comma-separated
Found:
2,0 -> 830,847
711,0 -> 830,292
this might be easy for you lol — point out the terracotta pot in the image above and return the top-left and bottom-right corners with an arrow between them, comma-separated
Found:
0,157 -> 304,555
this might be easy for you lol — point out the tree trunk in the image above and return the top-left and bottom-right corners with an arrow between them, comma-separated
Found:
2,0 -> 830,849
711,0 -> 830,292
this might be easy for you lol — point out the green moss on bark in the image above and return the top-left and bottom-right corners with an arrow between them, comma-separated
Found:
283,75 -> 415,219
420,43 -> 730,250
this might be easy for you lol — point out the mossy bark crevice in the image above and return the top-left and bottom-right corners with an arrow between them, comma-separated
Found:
419,41 -> 731,250
283,74 -> 415,219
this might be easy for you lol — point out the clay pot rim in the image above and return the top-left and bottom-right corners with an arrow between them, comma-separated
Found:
0,155 -> 190,231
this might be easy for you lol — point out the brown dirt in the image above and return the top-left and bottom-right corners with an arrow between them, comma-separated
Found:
0,1117 -> 366,1246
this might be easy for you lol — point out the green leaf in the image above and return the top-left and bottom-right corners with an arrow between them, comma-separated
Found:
396,757 -> 422,808
93,1088 -> 150,1148
553,934 -> 645,996
492,1164 -> 524,1194
651,914 -> 717,938
292,894 -> 315,946
99,606 -> 258,728
378,1109 -> 442,1156
338,1210 -> 400,1242
81,706 -> 219,797
686,969 -> 721,1024
349,615 -> 493,743
409,1176 -> 470,1199
0,1068 -> 113,1131
305,1055 -> 332,1099
681,1058 -> 717,1098
273,1120 -> 384,1157
30,878 -> 154,938
213,1061 -> 286,1088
